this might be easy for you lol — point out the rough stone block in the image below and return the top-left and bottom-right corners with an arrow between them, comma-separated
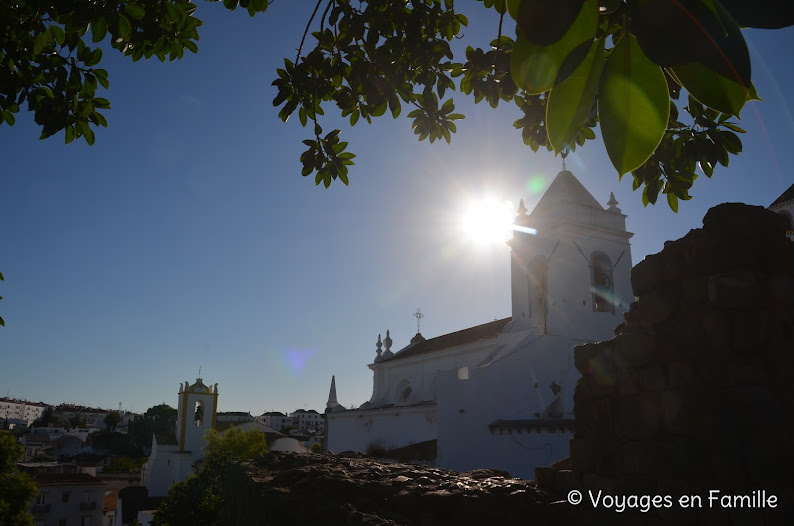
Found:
639,365 -> 667,392
614,332 -> 655,368
573,342 -> 600,376
665,361 -> 694,388
707,270 -> 760,310
731,311 -> 770,353
702,203 -> 787,238
617,369 -> 640,396
700,311 -> 732,352
636,288 -> 677,326
660,389 -> 698,435
569,438 -> 596,472
766,275 -> 794,308
680,275 -> 710,306
623,441 -> 661,475
615,395 -> 660,439
631,253 -> 664,296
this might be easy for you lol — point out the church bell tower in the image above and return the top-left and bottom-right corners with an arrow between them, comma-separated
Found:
509,169 -> 633,340
176,378 -> 218,453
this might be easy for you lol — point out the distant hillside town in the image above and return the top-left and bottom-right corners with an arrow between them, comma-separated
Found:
2,389 -> 325,526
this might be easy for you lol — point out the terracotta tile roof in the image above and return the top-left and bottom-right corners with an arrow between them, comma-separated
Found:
32,473 -> 105,486
104,490 -> 119,512
385,318 -> 511,362
770,183 -> 794,207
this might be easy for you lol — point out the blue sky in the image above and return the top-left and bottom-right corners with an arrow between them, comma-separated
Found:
1,2 -> 793,416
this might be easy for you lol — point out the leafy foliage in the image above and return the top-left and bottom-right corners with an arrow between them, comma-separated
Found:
0,432 -> 38,526
103,411 -> 122,431
129,404 -> 177,449
106,456 -> 147,473
1,0 -> 791,212
151,427 -> 267,526
33,406 -> 60,428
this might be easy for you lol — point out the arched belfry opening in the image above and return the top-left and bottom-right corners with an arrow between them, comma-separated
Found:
194,400 -> 204,427
591,251 -> 614,313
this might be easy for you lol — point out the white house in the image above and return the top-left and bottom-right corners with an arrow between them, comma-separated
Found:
30,473 -> 106,526
326,169 -> 634,478
0,397 -> 47,426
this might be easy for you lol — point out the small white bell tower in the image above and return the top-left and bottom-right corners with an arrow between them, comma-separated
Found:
176,378 -> 218,453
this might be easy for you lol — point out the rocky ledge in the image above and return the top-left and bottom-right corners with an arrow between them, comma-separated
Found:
224,452 -> 572,525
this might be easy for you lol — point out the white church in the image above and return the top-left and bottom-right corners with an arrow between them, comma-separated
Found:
326,168 -> 635,479
140,378 -> 220,497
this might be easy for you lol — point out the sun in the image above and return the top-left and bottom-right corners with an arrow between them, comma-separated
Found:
461,197 -> 515,246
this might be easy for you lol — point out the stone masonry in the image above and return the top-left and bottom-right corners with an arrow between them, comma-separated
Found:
538,203 -> 794,525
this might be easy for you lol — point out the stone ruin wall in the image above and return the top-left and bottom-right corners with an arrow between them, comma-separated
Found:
538,203 -> 794,524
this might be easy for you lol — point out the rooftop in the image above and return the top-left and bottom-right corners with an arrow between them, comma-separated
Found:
383,318 -> 511,362
770,183 -> 794,207
32,473 -> 105,486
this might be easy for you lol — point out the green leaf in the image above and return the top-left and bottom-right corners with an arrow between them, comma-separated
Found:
65,125 -> 75,144
0,316 -> 4,327
599,34 -> 669,175
510,0 -> 597,94
721,122 -> 746,133
667,191 -> 679,213
547,38 -> 605,153
118,14 -> 132,39
631,0 -> 750,87
92,17 -> 107,43
126,5 -> 145,19
51,25 -> 65,46
672,62 -> 748,116
33,32 -> 45,55
513,0 -> 585,46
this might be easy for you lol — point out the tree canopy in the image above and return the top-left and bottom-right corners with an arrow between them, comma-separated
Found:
0,432 -> 38,526
129,404 -> 177,450
1,1 -> 793,211
151,427 -> 268,526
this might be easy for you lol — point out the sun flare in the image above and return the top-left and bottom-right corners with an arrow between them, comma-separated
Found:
461,198 -> 515,246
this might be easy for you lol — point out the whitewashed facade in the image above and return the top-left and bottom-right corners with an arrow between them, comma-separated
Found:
327,170 -> 635,478
0,397 -> 47,426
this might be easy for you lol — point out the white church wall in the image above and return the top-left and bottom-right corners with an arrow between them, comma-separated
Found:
437,334 -> 578,479
327,404 -> 436,453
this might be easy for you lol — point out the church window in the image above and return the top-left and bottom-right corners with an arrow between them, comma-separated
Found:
591,252 -> 614,313
194,401 -> 204,427
527,256 -> 547,323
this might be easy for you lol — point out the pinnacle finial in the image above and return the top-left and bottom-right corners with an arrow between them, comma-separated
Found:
375,334 -> 383,362
517,198 -> 528,215
561,148 -> 569,171
607,192 -> 621,213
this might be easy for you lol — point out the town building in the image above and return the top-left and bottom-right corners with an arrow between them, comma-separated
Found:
52,405 -> 109,429
0,397 -> 48,426
289,409 -> 324,433
255,411 -> 292,432
326,169 -> 635,478
29,473 -> 105,526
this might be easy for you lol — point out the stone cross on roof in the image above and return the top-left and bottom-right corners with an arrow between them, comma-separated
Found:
413,308 -> 424,334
